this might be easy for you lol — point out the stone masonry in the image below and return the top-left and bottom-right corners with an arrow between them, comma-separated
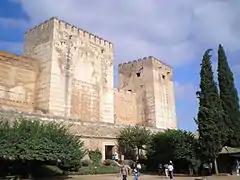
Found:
118,57 -> 177,129
0,17 -> 177,160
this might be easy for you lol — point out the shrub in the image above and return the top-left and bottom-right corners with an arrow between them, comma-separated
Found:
0,117 -> 85,177
88,149 -> 102,164
103,159 -> 112,166
81,159 -> 92,167
78,165 -> 119,175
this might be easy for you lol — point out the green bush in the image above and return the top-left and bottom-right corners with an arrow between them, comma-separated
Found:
78,165 -> 119,175
103,159 -> 112,166
30,165 -> 63,177
0,116 -> 85,177
81,159 -> 92,167
88,149 -> 102,164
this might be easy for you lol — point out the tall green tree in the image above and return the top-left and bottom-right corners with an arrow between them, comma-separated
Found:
195,49 -> 227,175
217,44 -> 240,147
147,130 -> 200,175
117,125 -> 151,160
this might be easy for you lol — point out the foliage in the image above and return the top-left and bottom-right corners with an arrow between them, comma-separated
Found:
147,129 -> 200,174
0,164 -> 64,178
0,116 -> 85,177
81,159 -> 92,167
217,44 -> 240,147
103,159 -> 113,166
195,49 -> 227,174
88,149 -> 102,164
117,125 -> 151,160
77,165 -> 119,175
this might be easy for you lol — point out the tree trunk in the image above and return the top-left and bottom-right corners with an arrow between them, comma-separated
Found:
214,158 -> 219,175
136,148 -> 140,161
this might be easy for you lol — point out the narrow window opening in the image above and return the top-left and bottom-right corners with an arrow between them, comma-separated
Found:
162,74 -> 165,79
136,72 -> 141,77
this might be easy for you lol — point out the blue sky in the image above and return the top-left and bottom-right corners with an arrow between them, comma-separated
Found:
1,0 -> 240,131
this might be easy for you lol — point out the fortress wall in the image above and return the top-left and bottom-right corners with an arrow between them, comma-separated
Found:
23,18 -> 55,113
118,57 -> 156,127
151,59 -> 177,129
114,88 -> 139,125
0,51 -> 39,111
70,79 -> 100,122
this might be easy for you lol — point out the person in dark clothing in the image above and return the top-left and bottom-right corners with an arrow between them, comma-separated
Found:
158,163 -> 163,175
133,163 -> 139,180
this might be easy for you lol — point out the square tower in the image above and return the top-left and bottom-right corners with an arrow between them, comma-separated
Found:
118,57 -> 177,129
23,17 -> 114,123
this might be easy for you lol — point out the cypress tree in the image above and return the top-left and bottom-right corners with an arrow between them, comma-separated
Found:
195,49 -> 227,175
217,44 -> 240,147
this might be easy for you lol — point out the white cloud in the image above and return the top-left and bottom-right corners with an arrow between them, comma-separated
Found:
0,17 -> 29,29
10,0 -> 240,67
175,82 -> 197,102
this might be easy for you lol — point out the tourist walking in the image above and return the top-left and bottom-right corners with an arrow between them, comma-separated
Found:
121,163 -> 131,180
236,159 -> 240,176
115,160 -> 131,180
158,163 -> 163,175
133,163 -> 140,180
164,163 -> 168,178
168,161 -> 174,179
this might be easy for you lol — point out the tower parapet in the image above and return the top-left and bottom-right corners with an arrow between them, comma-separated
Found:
25,17 -> 113,50
118,56 -> 172,73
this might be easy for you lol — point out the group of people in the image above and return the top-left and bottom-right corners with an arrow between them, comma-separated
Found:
114,159 -> 141,180
158,161 -> 174,179
113,153 -> 175,179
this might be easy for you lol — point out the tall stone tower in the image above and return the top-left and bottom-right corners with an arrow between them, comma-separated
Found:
23,17 -> 114,123
118,57 -> 177,129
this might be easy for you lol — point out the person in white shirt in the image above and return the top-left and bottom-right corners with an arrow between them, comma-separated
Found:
168,161 -> 174,179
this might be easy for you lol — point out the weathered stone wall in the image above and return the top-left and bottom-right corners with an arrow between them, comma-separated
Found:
114,88 -> 138,125
70,80 -> 100,121
118,57 -> 177,129
23,19 -> 54,113
118,58 -> 156,127
0,51 -> 39,111
51,17 -> 114,123
23,17 -> 115,123
152,59 -> 177,129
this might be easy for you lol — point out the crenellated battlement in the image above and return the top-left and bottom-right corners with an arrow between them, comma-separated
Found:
24,17 -> 55,34
24,17 -> 113,49
118,56 -> 150,67
151,57 -> 172,72
114,88 -> 136,96
118,55 -> 172,72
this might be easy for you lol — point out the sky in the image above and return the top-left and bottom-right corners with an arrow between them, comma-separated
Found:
1,0 -> 240,131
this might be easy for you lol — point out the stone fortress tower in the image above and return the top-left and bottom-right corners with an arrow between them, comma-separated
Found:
118,58 -> 177,129
3,16 -> 177,130
23,17 -> 115,123
0,17 -> 177,159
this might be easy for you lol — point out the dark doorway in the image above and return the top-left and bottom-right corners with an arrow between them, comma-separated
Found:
105,145 -> 114,160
